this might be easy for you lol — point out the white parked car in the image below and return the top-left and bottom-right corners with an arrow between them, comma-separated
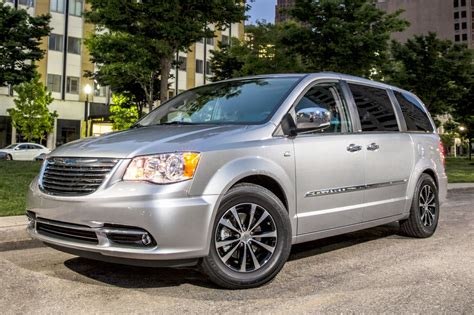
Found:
0,143 -> 50,161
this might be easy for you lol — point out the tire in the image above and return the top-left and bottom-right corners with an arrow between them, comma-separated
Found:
399,174 -> 439,238
201,183 -> 292,289
5,154 -> 12,161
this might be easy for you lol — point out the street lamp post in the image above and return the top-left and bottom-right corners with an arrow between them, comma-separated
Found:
84,84 -> 92,137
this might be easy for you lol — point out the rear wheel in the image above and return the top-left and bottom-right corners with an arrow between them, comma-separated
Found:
201,183 -> 291,289
399,174 -> 439,238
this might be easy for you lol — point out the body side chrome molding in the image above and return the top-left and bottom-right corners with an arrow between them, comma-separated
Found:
305,179 -> 408,198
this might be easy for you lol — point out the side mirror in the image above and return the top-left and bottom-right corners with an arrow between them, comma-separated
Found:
295,107 -> 331,132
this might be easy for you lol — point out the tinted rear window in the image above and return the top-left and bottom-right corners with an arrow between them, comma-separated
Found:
349,83 -> 399,132
394,91 -> 434,132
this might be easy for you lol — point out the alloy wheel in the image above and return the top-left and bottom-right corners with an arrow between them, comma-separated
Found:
419,185 -> 436,227
215,203 -> 278,273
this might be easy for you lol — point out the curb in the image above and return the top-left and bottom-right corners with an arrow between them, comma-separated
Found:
1,184 -> 473,251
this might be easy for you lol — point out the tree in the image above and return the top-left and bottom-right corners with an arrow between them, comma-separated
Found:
210,22 -> 304,81
109,94 -> 139,131
281,0 -> 408,77
452,85 -> 474,159
7,75 -> 57,142
0,5 -> 51,87
85,0 -> 246,106
85,31 -> 160,114
385,33 -> 474,116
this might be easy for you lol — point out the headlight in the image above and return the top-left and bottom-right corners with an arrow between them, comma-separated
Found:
123,152 -> 200,184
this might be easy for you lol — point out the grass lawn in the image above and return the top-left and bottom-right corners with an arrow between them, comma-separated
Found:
445,157 -> 474,183
0,158 -> 473,217
0,161 -> 41,217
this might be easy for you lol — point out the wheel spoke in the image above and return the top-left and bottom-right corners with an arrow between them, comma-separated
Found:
252,231 -> 277,239
251,239 -> 275,253
247,204 -> 256,231
219,218 -> 241,234
240,243 -> 247,272
249,211 -> 269,232
247,243 -> 260,270
420,211 -> 426,222
426,193 -> 435,204
216,238 -> 240,249
230,207 -> 244,232
222,241 -> 241,263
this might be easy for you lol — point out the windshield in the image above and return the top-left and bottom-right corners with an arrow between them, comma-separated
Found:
136,77 -> 300,126
4,144 -> 17,149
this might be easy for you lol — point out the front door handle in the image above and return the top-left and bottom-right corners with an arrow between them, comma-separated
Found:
347,144 -> 362,152
367,143 -> 380,151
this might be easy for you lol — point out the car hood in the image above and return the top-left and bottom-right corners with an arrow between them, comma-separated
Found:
50,124 -> 267,158
0,149 -> 13,153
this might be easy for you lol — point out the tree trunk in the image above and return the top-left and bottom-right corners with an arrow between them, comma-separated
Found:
160,57 -> 171,105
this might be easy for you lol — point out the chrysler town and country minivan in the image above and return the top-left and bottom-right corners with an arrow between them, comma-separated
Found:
26,73 -> 447,289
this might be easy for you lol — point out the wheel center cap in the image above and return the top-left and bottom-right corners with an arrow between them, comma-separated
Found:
241,231 -> 251,243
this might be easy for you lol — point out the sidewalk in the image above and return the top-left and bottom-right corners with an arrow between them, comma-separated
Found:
1,184 -> 472,250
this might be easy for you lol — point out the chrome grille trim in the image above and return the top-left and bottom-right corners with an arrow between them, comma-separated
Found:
39,157 -> 118,196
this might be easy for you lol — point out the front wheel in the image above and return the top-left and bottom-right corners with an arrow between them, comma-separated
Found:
5,154 -> 12,160
399,174 -> 439,238
201,183 -> 291,289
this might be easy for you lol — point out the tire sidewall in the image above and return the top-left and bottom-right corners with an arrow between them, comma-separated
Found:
205,185 -> 291,287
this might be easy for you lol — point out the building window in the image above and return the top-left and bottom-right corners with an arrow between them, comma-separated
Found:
195,59 -> 203,73
205,37 -> 214,46
455,23 -> 460,30
18,0 -> 34,6
462,22 -> 467,29
454,12 -> 459,19
221,35 -> 229,46
461,11 -> 467,18
462,33 -> 468,41
69,0 -> 83,16
67,37 -> 81,54
206,61 -> 212,75
94,83 -> 106,97
47,74 -> 62,93
454,0 -> 459,7
66,76 -> 79,94
50,0 -> 64,13
455,34 -> 461,41
178,56 -> 186,71
461,0 -> 466,6
48,34 -> 63,51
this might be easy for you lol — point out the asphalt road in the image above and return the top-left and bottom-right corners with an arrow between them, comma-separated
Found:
1,189 -> 473,314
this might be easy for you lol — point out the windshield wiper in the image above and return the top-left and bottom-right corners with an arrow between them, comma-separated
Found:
159,121 -> 196,125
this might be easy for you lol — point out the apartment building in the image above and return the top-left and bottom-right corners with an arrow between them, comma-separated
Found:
275,0 -> 294,24
0,0 -> 244,149
377,0 -> 474,48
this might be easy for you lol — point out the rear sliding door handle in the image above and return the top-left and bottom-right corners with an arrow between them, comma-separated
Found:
347,144 -> 362,152
367,143 -> 380,151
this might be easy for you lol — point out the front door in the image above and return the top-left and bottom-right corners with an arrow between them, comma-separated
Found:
346,83 -> 414,221
293,81 -> 366,235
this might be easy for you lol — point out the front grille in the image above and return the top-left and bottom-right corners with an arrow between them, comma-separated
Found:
36,219 -> 99,244
40,157 -> 118,196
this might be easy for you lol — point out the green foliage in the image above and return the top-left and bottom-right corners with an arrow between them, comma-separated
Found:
384,33 -> 474,116
0,5 -> 51,86
109,94 -> 139,131
282,0 -> 408,76
210,22 -> 304,81
85,31 -> 160,114
440,133 -> 455,152
211,0 -> 407,80
85,0 -> 246,103
7,75 -> 57,142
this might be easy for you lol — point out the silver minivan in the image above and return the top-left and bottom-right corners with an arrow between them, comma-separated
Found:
27,73 -> 447,289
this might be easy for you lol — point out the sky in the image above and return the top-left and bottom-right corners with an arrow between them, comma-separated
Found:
247,0 -> 277,25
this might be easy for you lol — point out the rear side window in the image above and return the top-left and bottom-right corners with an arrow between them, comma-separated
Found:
349,83 -> 399,132
394,91 -> 434,132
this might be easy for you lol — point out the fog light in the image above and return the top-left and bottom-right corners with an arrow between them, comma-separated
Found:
141,233 -> 152,246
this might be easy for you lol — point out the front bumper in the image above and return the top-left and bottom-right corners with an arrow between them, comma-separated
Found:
27,177 -> 219,264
